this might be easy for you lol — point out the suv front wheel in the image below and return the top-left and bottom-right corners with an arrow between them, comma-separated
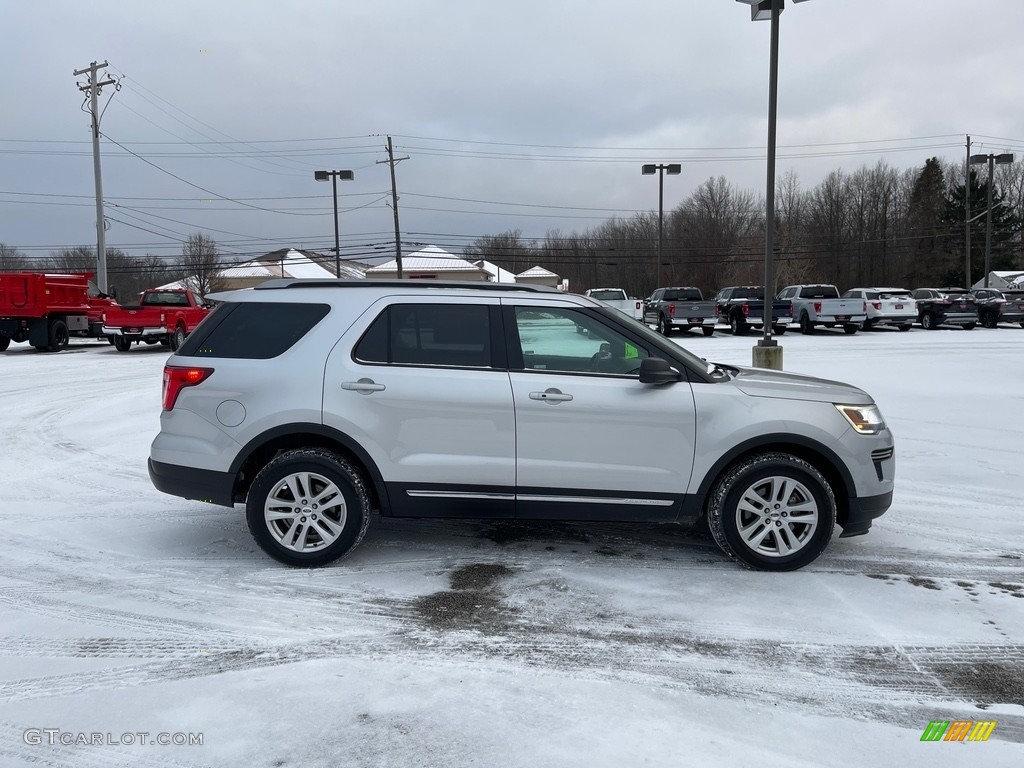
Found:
707,453 -> 836,571
246,448 -> 371,566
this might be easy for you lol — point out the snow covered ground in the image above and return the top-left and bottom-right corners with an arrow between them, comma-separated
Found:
1,326 -> 1022,767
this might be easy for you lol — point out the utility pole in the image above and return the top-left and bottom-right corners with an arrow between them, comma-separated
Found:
377,136 -> 408,278
965,135 -> 971,289
73,61 -> 116,294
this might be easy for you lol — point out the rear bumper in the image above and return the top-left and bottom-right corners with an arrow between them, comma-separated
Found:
869,314 -> 916,325
669,317 -> 717,328
839,490 -> 892,538
102,326 -> 166,337
933,313 -> 977,325
148,458 -> 236,507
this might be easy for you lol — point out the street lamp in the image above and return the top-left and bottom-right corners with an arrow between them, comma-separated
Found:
736,0 -> 812,371
641,163 -> 681,287
314,169 -> 355,277
968,153 -> 1014,288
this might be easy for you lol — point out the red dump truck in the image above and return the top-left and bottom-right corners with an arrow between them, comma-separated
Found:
101,287 -> 211,352
0,272 -> 115,352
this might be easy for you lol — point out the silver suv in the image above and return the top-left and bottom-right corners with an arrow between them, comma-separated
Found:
149,280 -> 895,571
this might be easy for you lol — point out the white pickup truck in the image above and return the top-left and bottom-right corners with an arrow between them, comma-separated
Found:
584,288 -> 644,321
777,284 -> 867,335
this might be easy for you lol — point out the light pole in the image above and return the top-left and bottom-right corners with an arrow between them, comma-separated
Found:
641,163 -> 681,287
314,169 -> 355,277
968,153 -> 1013,288
736,0 -> 812,371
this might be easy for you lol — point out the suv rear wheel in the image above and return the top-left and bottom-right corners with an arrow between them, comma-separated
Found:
246,448 -> 371,567
707,452 -> 836,571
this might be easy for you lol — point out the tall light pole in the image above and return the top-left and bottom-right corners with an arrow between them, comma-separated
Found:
314,169 -> 355,277
968,152 -> 1014,289
641,163 -> 681,287
737,0 -> 812,371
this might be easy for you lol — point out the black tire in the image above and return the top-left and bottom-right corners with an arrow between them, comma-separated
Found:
843,324 -> 859,335
169,324 -> 186,351
658,315 -> 672,336
0,337 -> 10,352
799,313 -> 815,335
898,324 -> 912,332
46,319 -> 70,352
981,313 -> 997,329
730,315 -> 747,336
707,452 -> 836,571
862,319 -> 874,331
772,325 -> 787,336
921,313 -> 937,330
963,323 -> 976,331
702,326 -> 714,337
246,448 -> 371,567
113,336 -> 132,352
1019,322 -> 1024,329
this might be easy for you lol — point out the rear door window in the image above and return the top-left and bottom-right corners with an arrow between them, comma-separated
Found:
353,304 -> 494,368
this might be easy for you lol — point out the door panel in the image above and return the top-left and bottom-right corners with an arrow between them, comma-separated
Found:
323,298 -> 515,518
505,300 -> 696,521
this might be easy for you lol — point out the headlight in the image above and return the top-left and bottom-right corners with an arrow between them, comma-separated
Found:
835,404 -> 885,435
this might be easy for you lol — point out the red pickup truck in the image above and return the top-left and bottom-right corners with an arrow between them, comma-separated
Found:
0,272 -> 115,352
102,288 -> 211,352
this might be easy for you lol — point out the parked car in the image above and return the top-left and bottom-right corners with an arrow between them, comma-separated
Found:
911,288 -> 978,330
583,288 -> 644,321
841,287 -> 915,331
970,288 -> 1024,328
102,288 -> 212,351
713,285 -> 792,336
777,284 -> 867,335
643,286 -> 718,336
149,279 -> 895,572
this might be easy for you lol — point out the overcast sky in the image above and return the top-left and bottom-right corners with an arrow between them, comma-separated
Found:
4,0 -> 1024,266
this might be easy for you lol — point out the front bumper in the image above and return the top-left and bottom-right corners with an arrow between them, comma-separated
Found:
839,490 -> 893,537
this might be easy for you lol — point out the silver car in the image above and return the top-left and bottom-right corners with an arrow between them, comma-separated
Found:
149,280 -> 894,571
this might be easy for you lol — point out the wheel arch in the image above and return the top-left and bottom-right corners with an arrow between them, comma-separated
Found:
684,434 -> 854,528
228,423 -> 391,515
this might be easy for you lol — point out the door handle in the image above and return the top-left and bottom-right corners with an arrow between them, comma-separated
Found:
341,379 -> 386,394
529,388 -> 573,403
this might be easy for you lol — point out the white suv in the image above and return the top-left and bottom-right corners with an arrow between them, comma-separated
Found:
149,280 -> 895,571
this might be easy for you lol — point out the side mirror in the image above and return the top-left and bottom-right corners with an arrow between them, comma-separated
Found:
639,357 -> 683,384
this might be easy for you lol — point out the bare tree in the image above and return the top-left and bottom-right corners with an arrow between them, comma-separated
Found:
181,233 -> 225,298
0,243 -> 31,272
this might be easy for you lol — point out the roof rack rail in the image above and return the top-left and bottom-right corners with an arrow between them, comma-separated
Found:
253,278 -> 556,293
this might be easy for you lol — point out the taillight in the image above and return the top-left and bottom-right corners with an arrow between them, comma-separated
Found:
741,303 -> 750,316
161,312 -> 166,323
863,301 -> 867,313
668,304 -> 676,318
871,302 -> 881,310
101,312 -> 106,323
162,365 -> 214,411
814,302 -> 822,314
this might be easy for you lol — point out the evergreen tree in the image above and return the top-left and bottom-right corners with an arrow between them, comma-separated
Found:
943,167 -> 1020,286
